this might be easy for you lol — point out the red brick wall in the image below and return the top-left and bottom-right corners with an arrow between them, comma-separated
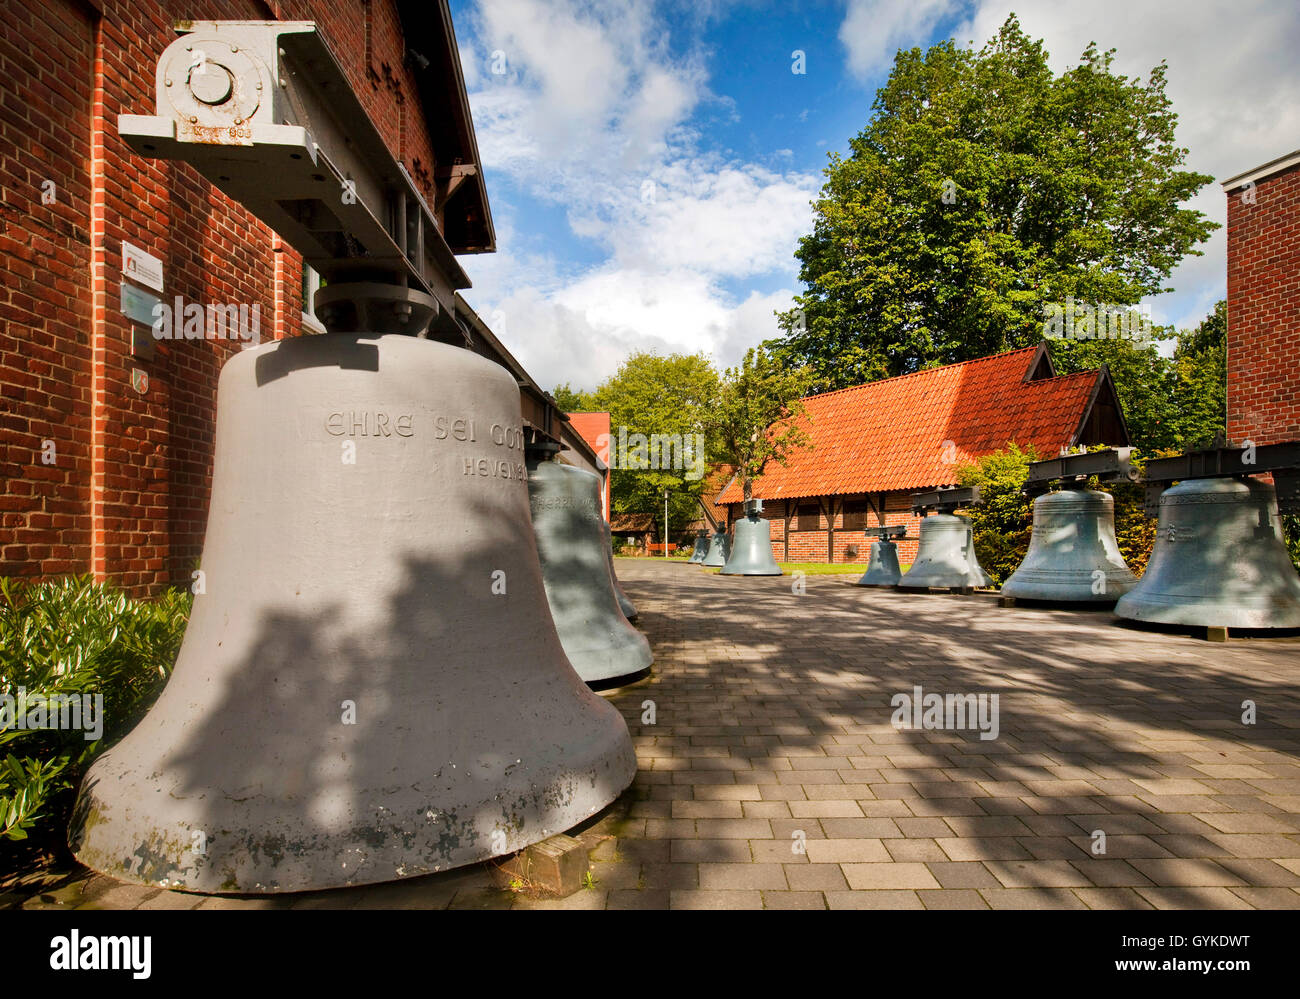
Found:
725,493 -> 928,564
1,0 -> 448,594
1226,161 -> 1300,447
1,0 -> 96,580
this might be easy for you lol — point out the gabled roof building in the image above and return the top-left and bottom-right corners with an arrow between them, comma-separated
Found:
714,344 -> 1129,563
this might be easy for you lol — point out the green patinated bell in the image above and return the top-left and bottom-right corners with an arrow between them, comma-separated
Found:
702,531 -> 730,567
897,514 -> 990,590
688,531 -> 710,564
1115,477 -> 1300,629
528,457 -> 653,685
720,514 -> 782,576
603,524 -> 638,621
856,539 -> 902,587
1002,489 -> 1137,603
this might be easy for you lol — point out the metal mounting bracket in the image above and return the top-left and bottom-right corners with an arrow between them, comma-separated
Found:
118,20 -> 470,336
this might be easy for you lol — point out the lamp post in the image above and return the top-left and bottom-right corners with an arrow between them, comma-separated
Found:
663,489 -> 669,559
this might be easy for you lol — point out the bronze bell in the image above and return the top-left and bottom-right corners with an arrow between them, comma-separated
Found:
720,500 -> 782,575
687,531 -> 710,564
527,451 -> 653,686
897,514 -> 990,589
1115,476 -> 1300,629
1002,489 -> 1138,603
70,335 -> 637,894
603,522 -> 638,620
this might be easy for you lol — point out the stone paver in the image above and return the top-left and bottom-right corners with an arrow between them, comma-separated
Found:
6,560 -> 1299,911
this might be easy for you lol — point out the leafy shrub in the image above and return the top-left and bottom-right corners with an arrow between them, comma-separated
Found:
0,577 -> 190,855
957,443 -> 1037,586
1284,514 -> 1300,570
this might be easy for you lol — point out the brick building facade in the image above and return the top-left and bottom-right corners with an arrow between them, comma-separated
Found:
1,1 -> 586,594
1221,149 -> 1300,447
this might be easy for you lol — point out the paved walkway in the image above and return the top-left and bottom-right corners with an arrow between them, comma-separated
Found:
10,559 -> 1300,909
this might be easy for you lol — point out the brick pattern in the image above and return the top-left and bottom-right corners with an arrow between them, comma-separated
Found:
1,0 -> 446,594
1226,162 -> 1300,446
16,561 -> 1300,910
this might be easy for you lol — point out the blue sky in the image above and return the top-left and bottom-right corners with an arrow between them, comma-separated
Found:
447,0 -> 1300,392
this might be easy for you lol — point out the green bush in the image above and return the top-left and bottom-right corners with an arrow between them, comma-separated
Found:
957,443 -> 1037,586
1284,514 -> 1300,570
0,577 -> 190,853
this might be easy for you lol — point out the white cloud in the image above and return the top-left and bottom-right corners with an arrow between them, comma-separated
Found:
455,0 -> 819,390
839,0 -> 959,79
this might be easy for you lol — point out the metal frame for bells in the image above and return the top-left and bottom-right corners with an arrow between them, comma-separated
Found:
1022,446 -> 1138,496
1140,440 -> 1300,517
118,19 -> 471,340
910,484 -> 982,514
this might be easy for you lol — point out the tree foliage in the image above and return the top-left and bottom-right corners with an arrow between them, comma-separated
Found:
557,352 -> 720,533
0,577 -> 190,853
770,14 -> 1218,393
550,383 -> 595,413
702,347 -> 815,502
1051,300 -> 1225,451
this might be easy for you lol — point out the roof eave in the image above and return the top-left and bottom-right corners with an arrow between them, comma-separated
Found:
397,0 -> 497,254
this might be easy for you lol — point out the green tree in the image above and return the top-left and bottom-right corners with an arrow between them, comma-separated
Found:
702,347 -> 814,502
1050,299 -> 1225,452
771,14 -> 1218,392
1168,299 -> 1226,447
587,352 -> 720,534
550,383 -> 596,413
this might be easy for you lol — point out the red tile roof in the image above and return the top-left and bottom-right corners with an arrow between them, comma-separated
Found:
715,347 -> 1105,505
565,412 -> 611,464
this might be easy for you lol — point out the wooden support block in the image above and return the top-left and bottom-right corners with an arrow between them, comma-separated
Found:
498,833 -> 589,896
1206,626 -> 1229,643
998,596 -> 1016,608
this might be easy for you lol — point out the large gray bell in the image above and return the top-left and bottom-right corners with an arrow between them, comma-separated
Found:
603,524 -> 638,620
856,540 -> 902,587
688,531 -> 710,564
69,334 -> 637,894
701,530 -> 730,567
720,513 -> 782,575
1002,489 -> 1137,603
1115,476 -> 1300,629
897,513 -> 990,589
527,456 -> 653,685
